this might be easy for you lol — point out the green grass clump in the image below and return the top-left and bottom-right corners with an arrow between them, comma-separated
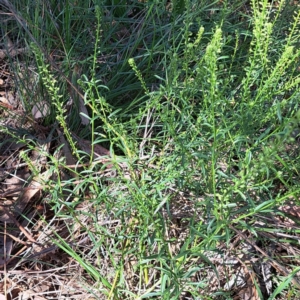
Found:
1,0 -> 300,298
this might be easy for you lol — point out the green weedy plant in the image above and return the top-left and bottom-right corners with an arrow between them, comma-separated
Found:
126,0 -> 300,296
1,0 -> 300,298
30,43 -> 80,160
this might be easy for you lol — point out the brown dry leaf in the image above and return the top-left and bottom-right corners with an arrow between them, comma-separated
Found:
0,91 -> 16,107
0,96 -> 8,104
0,169 -> 52,222
235,266 -> 260,300
31,100 -> 50,119
20,291 -> 47,300
0,168 -> 31,217
0,47 -> 29,60
29,169 -> 52,192
71,132 -> 110,157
